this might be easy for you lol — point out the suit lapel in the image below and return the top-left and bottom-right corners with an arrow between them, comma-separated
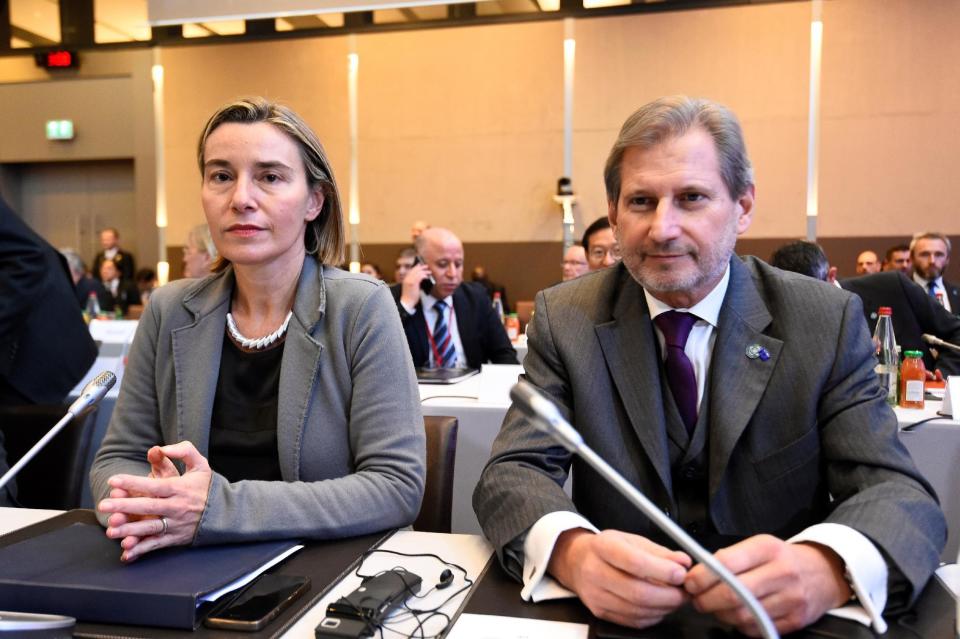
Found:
277,258 -> 325,481
453,287 -> 480,367
171,272 -> 232,454
708,258 -> 783,496
595,269 -> 673,498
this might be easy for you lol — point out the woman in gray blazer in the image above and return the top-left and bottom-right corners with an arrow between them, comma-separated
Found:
91,98 -> 425,562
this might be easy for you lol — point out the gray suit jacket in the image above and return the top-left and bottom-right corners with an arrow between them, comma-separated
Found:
91,257 -> 425,544
473,257 -> 944,608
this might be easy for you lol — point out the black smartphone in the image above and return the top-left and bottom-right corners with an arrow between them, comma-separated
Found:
204,573 -> 311,631
411,256 -> 434,295
315,615 -> 373,639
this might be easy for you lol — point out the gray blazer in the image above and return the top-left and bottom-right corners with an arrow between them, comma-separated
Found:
473,257 -> 945,609
91,257 -> 425,544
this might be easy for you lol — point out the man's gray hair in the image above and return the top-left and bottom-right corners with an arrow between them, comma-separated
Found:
59,247 -> 86,279
603,96 -> 754,204
910,231 -> 952,255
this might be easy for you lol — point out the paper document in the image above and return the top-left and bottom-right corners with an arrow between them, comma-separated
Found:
199,544 -> 303,603
447,613 -> 588,639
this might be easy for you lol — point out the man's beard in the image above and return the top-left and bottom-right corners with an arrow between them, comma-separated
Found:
617,226 -> 736,296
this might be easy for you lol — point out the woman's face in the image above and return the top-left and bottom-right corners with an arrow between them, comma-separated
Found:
182,239 -> 211,278
200,122 -> 322,272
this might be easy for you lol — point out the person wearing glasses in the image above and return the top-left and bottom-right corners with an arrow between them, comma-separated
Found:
582,217 -> 621,271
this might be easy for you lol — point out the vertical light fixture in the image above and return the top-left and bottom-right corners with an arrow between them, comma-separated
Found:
805,0 -> 823,241
560,18 -> 576,251
347,35 -> 361,273
152,50 -> 169,285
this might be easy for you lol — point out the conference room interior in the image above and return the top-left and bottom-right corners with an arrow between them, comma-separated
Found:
2,0 -> 959,637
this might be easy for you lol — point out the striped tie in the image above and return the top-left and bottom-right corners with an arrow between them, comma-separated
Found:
433,300 -> 457,368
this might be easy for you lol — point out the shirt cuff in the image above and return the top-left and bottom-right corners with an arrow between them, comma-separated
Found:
520,511 -> 598,602
789,522 -> 888,634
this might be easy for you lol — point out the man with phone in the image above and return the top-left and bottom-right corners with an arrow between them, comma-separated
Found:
392,227 -> 518,369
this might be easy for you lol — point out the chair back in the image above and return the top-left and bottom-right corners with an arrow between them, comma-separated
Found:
413,415 -> 458,533
0,404 -> 97,510
516,300 -> 535,331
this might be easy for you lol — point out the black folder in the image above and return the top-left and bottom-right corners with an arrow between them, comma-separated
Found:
0,512 -> 300,630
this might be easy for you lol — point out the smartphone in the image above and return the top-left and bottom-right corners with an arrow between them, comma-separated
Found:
315,615 -> 373,639
204,573 -> 311,631
411,256 -> 434,295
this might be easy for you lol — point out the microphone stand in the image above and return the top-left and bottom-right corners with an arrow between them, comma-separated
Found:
511,380 -> 780,639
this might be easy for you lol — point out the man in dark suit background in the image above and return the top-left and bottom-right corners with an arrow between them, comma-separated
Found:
0,196 -> 98,505
98,260 -> 141,316
473,97 -> 944,636
911,231 -> 960,314
770,240 -> 960,377
393,227 -> 518,369
92,227 -> 135,282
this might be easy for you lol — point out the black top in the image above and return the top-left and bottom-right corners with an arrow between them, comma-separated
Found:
208,332 -> 284,482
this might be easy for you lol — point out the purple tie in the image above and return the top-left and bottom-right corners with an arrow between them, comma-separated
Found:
654,311 -> 699,436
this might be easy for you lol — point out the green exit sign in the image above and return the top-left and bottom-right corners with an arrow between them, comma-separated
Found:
46,120 -> 74,140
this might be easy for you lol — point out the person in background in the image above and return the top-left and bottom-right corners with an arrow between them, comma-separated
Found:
61,247 -> 108,308
93,227 -> 136,282
471,265 -> 510,314
772,240 -> 960,378
360,263 -> 383,280
394,247 -> 417,285
910,231 -> 959,314
393,227 -> 517,369
474,96 -> 944,636
410,220 -> 430,243
183,222 -> 218,279
561,245 -> 589,281
1,197 -> 98,506
770,241 -> 838,285
134,268 -> 158,305
855,250 -> 880,275
90,97 -> 424,561
99,260 -> 140,316
882,244 -> 912,274
582,216 -> 620,271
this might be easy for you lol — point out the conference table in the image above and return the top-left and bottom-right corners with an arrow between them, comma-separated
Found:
1,508 -> 955,639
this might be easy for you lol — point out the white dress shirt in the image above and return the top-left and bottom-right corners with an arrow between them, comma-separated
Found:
914,273 -> 952,313
519,265 -> 889,633
401,291 -> 466,368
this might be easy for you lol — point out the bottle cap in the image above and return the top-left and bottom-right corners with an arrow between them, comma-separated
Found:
903,350 -> 923,358
878,306 -> 892,316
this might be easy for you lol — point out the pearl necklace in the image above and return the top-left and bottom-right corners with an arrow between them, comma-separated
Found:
226,311 -> 293,350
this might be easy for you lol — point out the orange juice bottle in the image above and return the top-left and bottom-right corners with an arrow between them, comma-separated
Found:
899,350 -> 926,409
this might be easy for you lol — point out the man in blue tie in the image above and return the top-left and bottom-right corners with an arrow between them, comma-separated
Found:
393,227 -> 518,369
473,96 -> 944,637
911,231 -> 959,315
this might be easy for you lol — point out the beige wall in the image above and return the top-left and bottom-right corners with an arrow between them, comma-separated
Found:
2,1 -> 958,257
0,49 -> 158,267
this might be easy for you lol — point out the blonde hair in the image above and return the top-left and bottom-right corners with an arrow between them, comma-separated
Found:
197,97 -> 345,270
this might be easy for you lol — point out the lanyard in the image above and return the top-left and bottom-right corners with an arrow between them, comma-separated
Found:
424,301 -> 456,367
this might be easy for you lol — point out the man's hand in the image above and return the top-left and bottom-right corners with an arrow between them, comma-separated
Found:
684,535 -> 851,637
98,442 -> 213,562
548,528 -> 692,629
400,263 -> 432,308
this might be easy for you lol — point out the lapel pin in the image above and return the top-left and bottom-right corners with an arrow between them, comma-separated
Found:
746,344 -> 770,361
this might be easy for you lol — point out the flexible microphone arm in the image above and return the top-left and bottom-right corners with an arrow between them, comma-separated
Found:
509,380 -> 780,639
921,333 -> 960,354
0,371 -> 116,493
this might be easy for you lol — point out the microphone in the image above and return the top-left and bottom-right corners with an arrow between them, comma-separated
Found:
921,333 -> 960,354
509,380 -> 780,639
0,371 -> 116,493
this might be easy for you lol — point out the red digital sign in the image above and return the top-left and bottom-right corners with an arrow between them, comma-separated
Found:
35,50 -> 78,70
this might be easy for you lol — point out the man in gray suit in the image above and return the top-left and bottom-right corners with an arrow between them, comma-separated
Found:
473,96 -> 944,636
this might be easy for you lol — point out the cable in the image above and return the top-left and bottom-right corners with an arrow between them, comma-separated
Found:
348,548 -> 475,639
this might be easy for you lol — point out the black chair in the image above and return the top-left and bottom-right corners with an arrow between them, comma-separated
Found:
0,404 -> 98,510
413,415 -> 458,533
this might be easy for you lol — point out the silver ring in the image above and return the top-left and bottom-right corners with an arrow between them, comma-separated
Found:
159,517 -> 168,536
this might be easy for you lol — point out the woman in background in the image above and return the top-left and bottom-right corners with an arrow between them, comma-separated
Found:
91,97 -> 424,561
182,223 -> 218,279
